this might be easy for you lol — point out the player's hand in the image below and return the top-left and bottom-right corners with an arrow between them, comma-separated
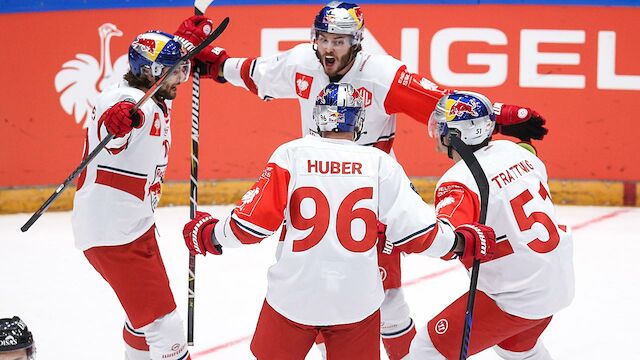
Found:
174,15 -> 214,49
455,223 -> 496,262
101,101 -> 143,138
494,104 -> 548,141
376,222 -> 394,255
182,211 -> 223,256
195,45 -> 230,82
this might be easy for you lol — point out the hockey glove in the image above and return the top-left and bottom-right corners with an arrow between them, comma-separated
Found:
454,223 -> 496,263
174,15 -> 214,49
194,45 -> 230,83
101,101 -> 144,138
494,103 -> 548,141
182,211 -> 223,256
376,222 -> 394,256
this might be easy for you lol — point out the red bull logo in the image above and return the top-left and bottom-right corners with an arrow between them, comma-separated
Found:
349,7 -> 364,29
323,13 -> 336,25
133,34 -> 167,61
447,99 -> 478,120
135,38 -> 157,54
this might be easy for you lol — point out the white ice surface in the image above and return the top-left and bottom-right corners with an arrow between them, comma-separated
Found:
1,205 -> 639,359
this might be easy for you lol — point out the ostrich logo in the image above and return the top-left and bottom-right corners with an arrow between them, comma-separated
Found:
55,23 -> 129,127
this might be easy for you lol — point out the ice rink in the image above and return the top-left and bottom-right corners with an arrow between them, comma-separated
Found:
2,204 -> 638,359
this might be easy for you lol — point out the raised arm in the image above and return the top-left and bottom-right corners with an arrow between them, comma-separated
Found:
175,15 -> 299,100
383,66 -> 548,141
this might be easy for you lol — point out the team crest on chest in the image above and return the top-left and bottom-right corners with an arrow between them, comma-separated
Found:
295,72 -> 313,99
357,87 -> 372,107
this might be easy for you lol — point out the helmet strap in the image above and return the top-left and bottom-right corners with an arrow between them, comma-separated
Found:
444,132 -> 491,160
445,129 -> 462,160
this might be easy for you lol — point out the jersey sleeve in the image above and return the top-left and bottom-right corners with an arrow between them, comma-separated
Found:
434,181 -> 481,227
378,157 -> 456,257
214,149 -> 291,248
383,66 -> 452,124
223,47 -> 300,100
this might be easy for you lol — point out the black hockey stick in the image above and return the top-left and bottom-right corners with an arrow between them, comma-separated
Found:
20,16 -> 230,233
449,135 -> 489,360
187,0 -> 216,346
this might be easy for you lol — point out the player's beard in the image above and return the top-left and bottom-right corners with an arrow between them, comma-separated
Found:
321,51 -> 354,79
156,84 -> 178,100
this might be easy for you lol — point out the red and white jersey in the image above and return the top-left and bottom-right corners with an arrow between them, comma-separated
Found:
213,135 -> 456,325
435,140 -> 574,319
223,44 -> 449,153
72,83 -> 172,251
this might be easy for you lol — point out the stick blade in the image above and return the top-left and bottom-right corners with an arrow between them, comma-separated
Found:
194,0 -> 214,14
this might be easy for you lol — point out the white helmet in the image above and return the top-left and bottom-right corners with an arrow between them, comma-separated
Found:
312,2 -> 365,46
428,91 -> 496,146
313,83 -> 365,140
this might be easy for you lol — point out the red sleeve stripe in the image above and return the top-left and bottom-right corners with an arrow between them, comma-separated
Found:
398,228 -> 439,254
232,215 -> 272,237
229,218 -> 267,245
95,166 -> 147,200
240,57 -> 258,95
392,223 -> 436,246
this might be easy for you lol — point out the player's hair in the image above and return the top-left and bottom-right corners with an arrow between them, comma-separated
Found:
124,70 -> 153,90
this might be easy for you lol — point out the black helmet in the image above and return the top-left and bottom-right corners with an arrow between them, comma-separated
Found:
0,316 -> 35,358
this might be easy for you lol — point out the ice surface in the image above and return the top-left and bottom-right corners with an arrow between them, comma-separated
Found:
2,205 -> 638,359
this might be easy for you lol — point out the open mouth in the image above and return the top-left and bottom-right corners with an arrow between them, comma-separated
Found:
324,55 -> 336,67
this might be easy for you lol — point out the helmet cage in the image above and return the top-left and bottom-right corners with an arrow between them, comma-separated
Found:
313,83 -> 365,140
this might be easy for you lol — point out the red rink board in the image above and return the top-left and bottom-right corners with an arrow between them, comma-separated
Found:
0,4 -> 638,187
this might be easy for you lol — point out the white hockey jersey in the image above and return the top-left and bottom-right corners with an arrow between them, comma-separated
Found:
213,135 -> 456,325
223,43 -> 449,153
434,140 -> 574,319
71,83 -> 172,251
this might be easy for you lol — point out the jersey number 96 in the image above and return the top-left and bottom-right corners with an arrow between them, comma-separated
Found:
290,186 -> 378,253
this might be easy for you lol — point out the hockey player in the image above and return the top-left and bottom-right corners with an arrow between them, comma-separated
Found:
174,3 -> 547,358
0,316 -> 35,360
182,83 -> 497,360
408,91 -> 574,359
71,31 -> 192,360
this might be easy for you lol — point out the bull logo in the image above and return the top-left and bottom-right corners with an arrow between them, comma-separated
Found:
446,98 -> 479,121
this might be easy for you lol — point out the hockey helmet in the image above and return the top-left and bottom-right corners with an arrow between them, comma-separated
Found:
313,83 -> 365,139
128,30 -> 190,83
0,316 -> 35,359
428,91 -> 496,146
312,2 -> 364,46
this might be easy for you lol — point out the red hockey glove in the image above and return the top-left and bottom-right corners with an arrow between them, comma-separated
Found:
182,211 -> 223,256
194,45 -> 229,83
376,222 -> 394,255
174,15 -> 214,49
494,103 -> 548,141
101,101 -> 144,138
455,223 -> 496,263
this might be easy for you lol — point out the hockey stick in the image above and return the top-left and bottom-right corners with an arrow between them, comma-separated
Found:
448,135 -> 489,360
20,16 -> 229,233
187,0 -> 216,346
